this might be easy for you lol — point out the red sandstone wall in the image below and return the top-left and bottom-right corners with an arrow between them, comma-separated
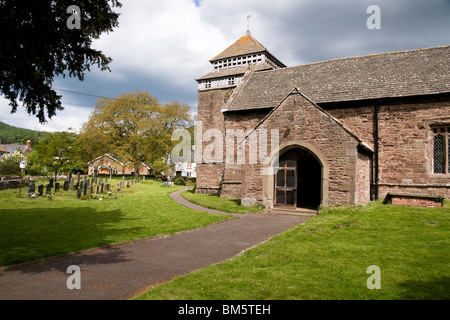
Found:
224,93 -> 365,206
329,98 -> 450,200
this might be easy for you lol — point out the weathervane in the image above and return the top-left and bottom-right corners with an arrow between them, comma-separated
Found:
246,15 -> 251,35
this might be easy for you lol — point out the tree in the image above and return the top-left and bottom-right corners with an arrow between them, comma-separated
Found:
0,0 -> 122,123
28,131 -> 78,180
0,150 -> 27,175
78,90 -> 192,178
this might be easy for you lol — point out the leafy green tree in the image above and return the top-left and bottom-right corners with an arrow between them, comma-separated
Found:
79,90 -> 192,178
0,0 -> 121,123
0,150 -> 27,175
28,131 -> 78,180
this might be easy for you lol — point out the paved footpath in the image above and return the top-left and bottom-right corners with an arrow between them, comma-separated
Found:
0,187 -> 310,300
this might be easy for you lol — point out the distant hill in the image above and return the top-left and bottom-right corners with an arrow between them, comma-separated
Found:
0,121 -> 47,145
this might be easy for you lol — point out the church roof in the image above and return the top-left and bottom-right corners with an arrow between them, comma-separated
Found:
209,33 -> 286,67
226,45 -> 450,112
196,64 -> 272,81
210,34 -> 267,61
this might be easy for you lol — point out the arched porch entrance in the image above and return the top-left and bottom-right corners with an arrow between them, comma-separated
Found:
275,148 -> 322,209
262,142 -> 328,209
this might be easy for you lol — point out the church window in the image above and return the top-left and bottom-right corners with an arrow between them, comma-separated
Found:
432,126 -> 450,174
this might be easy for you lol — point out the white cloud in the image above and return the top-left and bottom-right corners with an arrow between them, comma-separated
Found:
1,0 -> 449,132
0,97 -> 91,133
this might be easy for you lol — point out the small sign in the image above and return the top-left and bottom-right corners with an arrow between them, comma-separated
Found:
19,161 -> 26,169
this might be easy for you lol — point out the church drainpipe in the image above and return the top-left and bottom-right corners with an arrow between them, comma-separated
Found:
374,102 -> 380,201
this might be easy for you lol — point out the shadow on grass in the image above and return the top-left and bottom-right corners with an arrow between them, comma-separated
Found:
397,276 -> 450,300
0,206 -> 145,269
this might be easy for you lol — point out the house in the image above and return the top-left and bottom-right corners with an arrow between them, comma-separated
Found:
1,140 -> 33,157
87,153 -> 150,177
0,141 -> 8,160
195,32 -> 450,209
175,162 -> 197,178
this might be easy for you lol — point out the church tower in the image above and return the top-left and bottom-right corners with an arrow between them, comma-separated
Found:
195,33 -> 285,195
196,32 -> 286,91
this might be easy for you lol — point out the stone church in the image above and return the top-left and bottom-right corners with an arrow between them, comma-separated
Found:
195,32 -> 450,209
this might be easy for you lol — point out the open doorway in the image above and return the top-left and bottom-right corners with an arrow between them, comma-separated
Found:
274,148 -> 322,209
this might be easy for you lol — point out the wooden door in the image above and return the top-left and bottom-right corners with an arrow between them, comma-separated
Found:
275,150 -> 297,206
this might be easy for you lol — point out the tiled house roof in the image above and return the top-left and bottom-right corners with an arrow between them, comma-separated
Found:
227,45 -> 450,111
0,142 -> 8,153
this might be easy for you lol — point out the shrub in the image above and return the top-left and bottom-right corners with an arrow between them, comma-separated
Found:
173,175 -> 186,186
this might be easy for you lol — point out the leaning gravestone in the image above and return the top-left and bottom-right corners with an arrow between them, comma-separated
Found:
46,184 -> 51,195
38,184 -> 44,196
55,182 -> 60,193
105,184 -> 110,192
28,181 -> 35,196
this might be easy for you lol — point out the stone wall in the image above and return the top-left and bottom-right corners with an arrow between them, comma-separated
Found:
0,176 -> 31,191
328,97 -> 450,200
223,92 -> 368,206
195,88 -> 231,194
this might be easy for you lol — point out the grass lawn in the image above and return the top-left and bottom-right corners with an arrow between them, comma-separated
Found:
135,201 -> 450,300
0,178 -> 232,267
181,189 -> 264,213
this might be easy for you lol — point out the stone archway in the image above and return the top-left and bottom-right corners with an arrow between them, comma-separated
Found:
262,141 -> 329,209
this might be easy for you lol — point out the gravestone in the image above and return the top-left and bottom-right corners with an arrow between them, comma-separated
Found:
64,181 -> 69,191
127,182 -> 130,188
70,179 -> 74,191
89,185 -> 93,196
49,179 -> 54,188
83,175 -> 87,183
83,181 -> 88,196
77,188 -> 82,199
100,183 -> 104,193
28,181 -> 35,196
38,184 -> 44,196
55,182 -> 60,193
77,172 -> 81,184
68,171 -> 72,182
96,184 -> 100,194
46,184 -> 51,195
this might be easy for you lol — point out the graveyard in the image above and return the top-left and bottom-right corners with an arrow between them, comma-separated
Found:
0,175 -> 231,267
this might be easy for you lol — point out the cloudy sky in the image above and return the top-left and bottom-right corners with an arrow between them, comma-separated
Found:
1,0 -> 449,132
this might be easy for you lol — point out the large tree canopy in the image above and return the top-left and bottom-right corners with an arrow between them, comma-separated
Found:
28,131 -> 79,181
0,0 -> 121,123
79,90 -> 192,177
